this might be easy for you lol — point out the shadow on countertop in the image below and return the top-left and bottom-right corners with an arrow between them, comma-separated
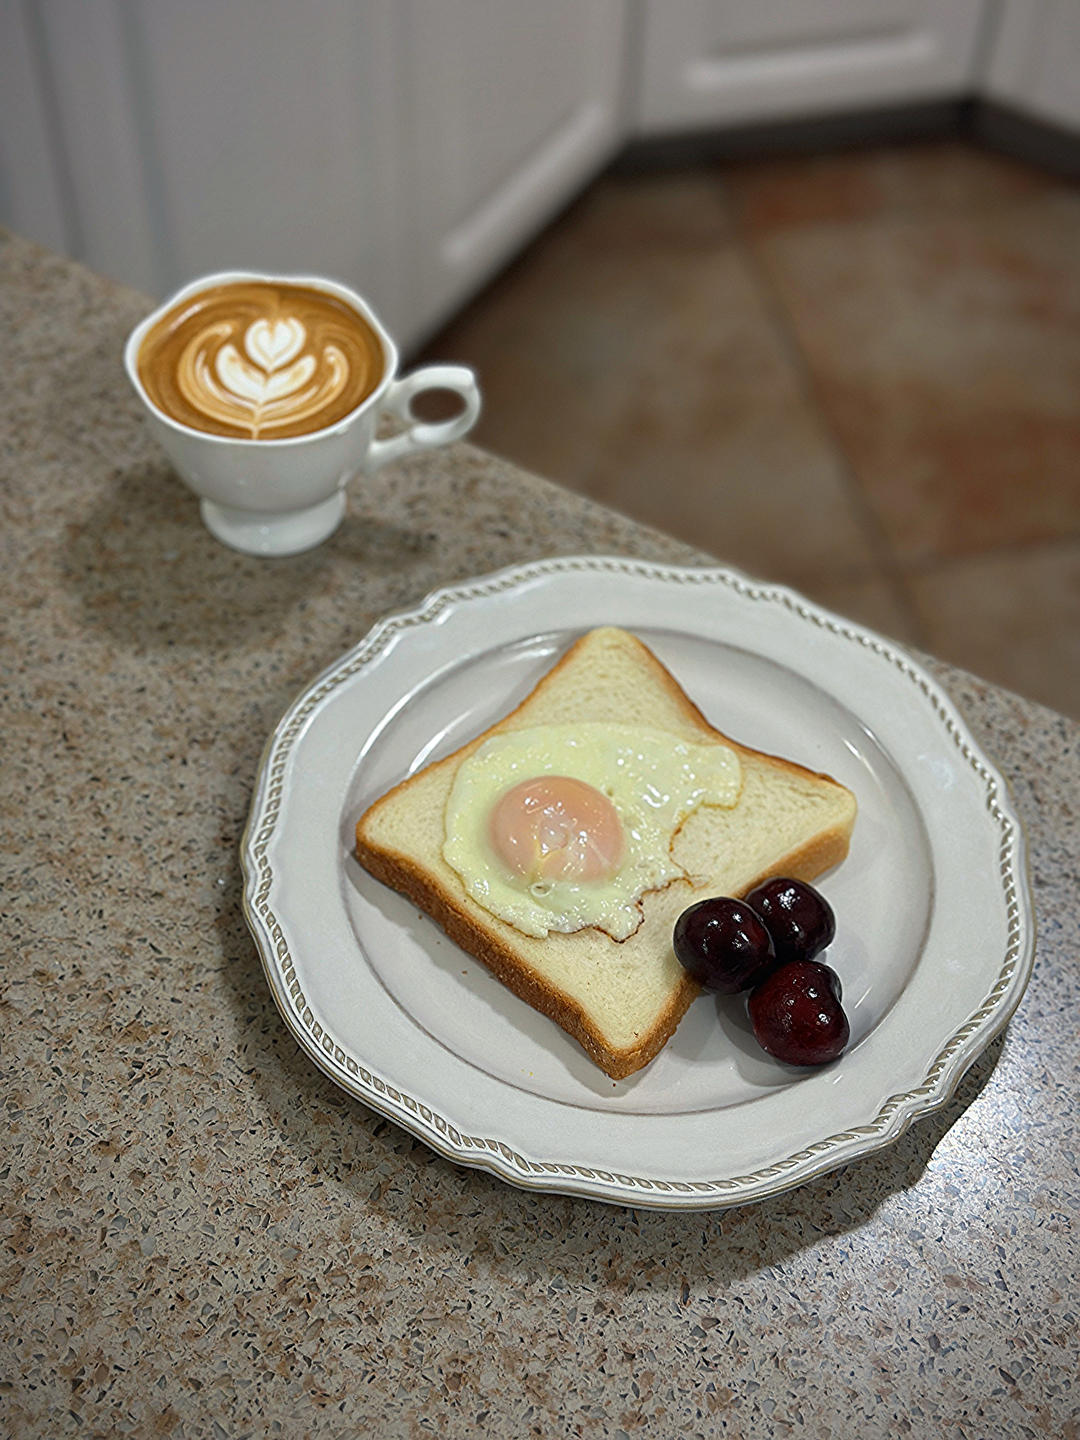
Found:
58,461 -> 437,656
210,825 -> 1007,1297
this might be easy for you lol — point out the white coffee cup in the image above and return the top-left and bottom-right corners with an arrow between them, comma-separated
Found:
124,270 -> 481,556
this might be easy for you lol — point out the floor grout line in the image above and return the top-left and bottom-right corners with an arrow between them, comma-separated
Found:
731,222 -> 932,649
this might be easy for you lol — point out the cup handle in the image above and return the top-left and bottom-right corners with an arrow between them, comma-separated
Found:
366,364 -> 481,473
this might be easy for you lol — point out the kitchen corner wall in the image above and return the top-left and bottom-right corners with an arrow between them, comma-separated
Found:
2,1 -> 1076,352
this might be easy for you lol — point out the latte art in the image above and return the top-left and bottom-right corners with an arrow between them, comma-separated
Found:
137,282 -> 384,439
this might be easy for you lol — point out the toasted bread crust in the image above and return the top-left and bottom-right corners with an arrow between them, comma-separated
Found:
354,831 -> 703,1078
354,627 -> 856,1079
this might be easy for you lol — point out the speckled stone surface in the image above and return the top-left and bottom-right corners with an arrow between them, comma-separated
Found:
2,230 -> 1077,1439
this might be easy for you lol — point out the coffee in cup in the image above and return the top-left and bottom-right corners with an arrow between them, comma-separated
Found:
135,280 -> 385,440
124,271 -> 481,556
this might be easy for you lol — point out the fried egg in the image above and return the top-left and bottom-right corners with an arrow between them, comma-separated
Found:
442,723 -> 742,939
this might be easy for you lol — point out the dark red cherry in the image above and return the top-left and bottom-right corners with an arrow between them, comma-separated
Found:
748,960 -> 849,1066
673,897 -> 777,994
744,877 -> 836,966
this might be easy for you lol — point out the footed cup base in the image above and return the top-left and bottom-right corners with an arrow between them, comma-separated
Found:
200,491 -> 346,556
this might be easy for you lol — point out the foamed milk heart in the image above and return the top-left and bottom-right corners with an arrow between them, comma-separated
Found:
245,316 -> 306,370
136,280 -> 384,439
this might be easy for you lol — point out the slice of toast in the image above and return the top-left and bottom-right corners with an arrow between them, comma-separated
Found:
355,627 -> 856,1079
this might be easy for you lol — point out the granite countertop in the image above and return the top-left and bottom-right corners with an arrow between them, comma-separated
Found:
2,231 -> 1077,1439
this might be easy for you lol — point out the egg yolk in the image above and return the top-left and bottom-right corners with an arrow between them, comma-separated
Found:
489,776 -> 625,884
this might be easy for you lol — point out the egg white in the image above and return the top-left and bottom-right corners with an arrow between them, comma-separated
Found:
443,723 -> 741,939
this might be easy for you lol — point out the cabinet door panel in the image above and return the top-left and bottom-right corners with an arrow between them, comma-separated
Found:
32,0 -> 162,295
1,0 -> 407,330
0,3 -> 71,257
404,0 -> 626,343
131,0 -> 403,329
634,0 -> 987,133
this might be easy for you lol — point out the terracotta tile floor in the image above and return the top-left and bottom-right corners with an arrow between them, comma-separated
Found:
417,140 -> 1080,718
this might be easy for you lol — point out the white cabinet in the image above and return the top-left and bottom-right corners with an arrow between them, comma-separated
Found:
0,3 -> 70,257
0,1 -> 406,335
122,1 -> 405,329
983,0 -> 1080,133
631,0 -> 988,133
401,0 -> 626,343
0,0 -> 625,351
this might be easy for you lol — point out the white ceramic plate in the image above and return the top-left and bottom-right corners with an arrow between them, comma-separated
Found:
241,556 -> 1035,1209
